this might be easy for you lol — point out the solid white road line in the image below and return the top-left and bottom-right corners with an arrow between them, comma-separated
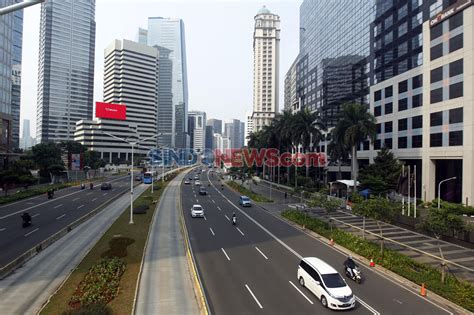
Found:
0,228 -> 6,232
24,228 -> 39,237
210,227 -> 215,236
224,215 -> 230,221
56,214 -> 66,220
356,297 -> 380,315
236,227 -> 245,236
26,202 -> 35,205
289,281 -> 313,304
77,205 -> 84,209
255,247 -> 268,260
245,284 -> 263,309
92,198 -> 97,202
72,197 -> 79,202
31,213 -> 40,218
221,248 -> 230,261
53,204 -> 63,209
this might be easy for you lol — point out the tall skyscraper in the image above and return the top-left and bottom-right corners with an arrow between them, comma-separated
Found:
284,57 -> 298,112
0,0 -> 23,163
251,6 -> 280,132
206,118 -> 222,135
140,17 -> 188,149
21,119 -> 31,149
188,111 -> 206,153
224,119 -> 243,149
245,112 -> 253,146
36,0 -> 96,143
205,125 -> 214,150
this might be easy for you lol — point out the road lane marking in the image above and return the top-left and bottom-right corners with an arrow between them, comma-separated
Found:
72,197 -> 79,201
289,281 -> 313,304
217,206 -> 221,211
24,228 -> 39,237
26,202 -> 35,205
245,284 -> 263,309
221,248 -> 230,261
393,298 -> 403,304
103,193 -> 108,196
236,227 -> 245,236
77,205 -> 84,209
255,247 -> 268,260
86,192 -> 93,196
224,215 -> 230,221
210,227 -> 215,236
203,215 -> 207,221
56,214 -> 66,220
212,199 -> 215,203
0,228 -> 6,232
356,297 -> 380,315
92,198 -> 97,202
54,204 -> 63,209
31,213 -> 40,218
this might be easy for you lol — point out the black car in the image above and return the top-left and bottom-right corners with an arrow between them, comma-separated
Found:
101,182 -> 112,190
199,187 -> 207,195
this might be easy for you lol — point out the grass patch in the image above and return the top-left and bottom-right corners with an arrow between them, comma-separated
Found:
40,172 -> 179,315
282,210 -> 474,311
227,181 -> 272,202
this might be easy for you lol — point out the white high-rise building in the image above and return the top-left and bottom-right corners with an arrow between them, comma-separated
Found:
245,112 -> 253,146
251,6 -> 280,132
188,111 -> 206,153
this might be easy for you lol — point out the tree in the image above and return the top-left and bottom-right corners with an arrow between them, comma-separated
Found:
84,150 -> 105,169
353,197 -> 397,258
333,103 -> 376,188
31,143 -> 64,178
327,130 -> 349,180
60,140 -> 86,155
359,147 -> 402,196
420,207 -> 465,283
0,170 -> 20,196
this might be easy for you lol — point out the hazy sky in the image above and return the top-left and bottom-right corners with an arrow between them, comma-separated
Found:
20,0 -> 302,137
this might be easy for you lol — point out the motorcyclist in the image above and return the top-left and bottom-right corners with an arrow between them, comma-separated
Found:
21,212 -> 32,226
344,255 -> 357,279
90,182 -> 94,189
232,212 -> 236,225
81,183 -> 85,189
221,184 -> 224,190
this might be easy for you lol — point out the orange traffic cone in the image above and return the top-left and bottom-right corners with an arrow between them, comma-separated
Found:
369,258 -> 375,267
420,283 -> 427,297
329,238 -> 334,246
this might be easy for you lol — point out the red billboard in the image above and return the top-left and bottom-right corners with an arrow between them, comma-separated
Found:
95,102 -> 126,120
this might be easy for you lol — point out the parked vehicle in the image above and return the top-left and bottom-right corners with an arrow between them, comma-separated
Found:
297,257 -> 355,310
239,196 -> 251,207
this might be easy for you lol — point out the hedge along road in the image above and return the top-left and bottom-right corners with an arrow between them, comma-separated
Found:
180,168 -> 456,314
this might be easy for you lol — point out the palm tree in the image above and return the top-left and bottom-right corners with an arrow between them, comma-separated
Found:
272,110 -> 294,183
333,103 -> 376,188
327,130 -> 349,181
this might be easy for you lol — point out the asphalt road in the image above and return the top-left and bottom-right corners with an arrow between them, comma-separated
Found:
0,171 -> 164,268
182,168 -> 458,315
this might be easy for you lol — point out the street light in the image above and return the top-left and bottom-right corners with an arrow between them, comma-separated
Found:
103,132 -> 159,224
0,0 -> 44,16
438,177 -> 456,209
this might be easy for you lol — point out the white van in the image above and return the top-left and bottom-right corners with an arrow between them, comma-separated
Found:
297,257 -> 355,310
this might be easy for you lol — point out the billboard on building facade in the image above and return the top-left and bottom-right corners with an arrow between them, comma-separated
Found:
95,102 -> 126,120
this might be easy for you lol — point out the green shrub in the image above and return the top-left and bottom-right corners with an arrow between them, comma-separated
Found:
62,303 -> 112,315
282,210 -> 474,311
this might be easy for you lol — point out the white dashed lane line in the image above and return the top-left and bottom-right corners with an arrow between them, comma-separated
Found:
221,248 -> 231,261
31,213 -> 40,218
210,227 -> 215,236
77,205 -> 84,209
255,247 -> 268,260
53,204 -> 63,209
236,227 -> 245,236
245,284 -> 263,309
289,281 -> 313,304
56,214 -> 66,220
224,215 -> 230,221
24,228 -> 39,237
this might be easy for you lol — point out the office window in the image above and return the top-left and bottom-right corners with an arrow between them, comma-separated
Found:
430,23 -> 443,40
374,90 -> 382,101
449,107 -> 463,124
412,74 -> 422,89
431,66 -> 443,83
363,140 -> 370,151
398,118 -> 408,131
384,138 -> 393,149
431,43 -> 443,60
449,34 -> 463,53
374,106 -> 382,117
385,121 -> 393,133
412,115 -> 423,129
398,98 -> 408,111
398,22 -> 408,36
398,4 -> 408,19
430,111 -> 443,126
411,0 -> 422,9
376,123 -> 382,134
385,102 -> 393,114
399,80 -> 408,93
449,59 -> 463,77
449,82 -> 463,99
398,136 -> 407,148
374,139 -> 381,150
430,133 -> 443,147
431,88 -> 443,103
385,86 -> 393,98
449,12 -> 463,30
412,94 -> 422,108
412,33 -> 422,49
385,15 -> 393,29
412,135 -> 422,148
398,41 -> 408,56
449,131 -> 462,146
412,12 -> 423,27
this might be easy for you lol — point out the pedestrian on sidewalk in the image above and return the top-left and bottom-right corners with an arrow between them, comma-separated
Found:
284,192 -> 287,201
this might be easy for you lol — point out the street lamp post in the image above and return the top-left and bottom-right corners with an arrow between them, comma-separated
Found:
438,177 -> 456,209
103,132 -> 158,224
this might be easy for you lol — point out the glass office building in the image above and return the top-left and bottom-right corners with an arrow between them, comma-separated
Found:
36,0 -> 96,143
297,0 -> 376,128
141,17 -> 189,149
0,0 -> 23,167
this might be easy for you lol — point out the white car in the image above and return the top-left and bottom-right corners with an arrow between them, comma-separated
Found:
297,257 -> 355,310
184,179 -> 191,185
191,204 -> 204,218
195,180 -> 201,186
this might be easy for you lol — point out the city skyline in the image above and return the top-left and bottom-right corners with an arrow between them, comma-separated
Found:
19,0 -> 302,138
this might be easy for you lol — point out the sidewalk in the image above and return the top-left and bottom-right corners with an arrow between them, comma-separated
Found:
244,178 -> 474,284
134,171 -> 200,314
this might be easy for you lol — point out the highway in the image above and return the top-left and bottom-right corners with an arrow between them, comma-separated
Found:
182,168 -> 457,315
0,171 -> 163,269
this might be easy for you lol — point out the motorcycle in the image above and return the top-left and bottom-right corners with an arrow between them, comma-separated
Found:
81,183 -> 85,190
47,189 -> 54,199
221,184 -> 224,190
21,213 -> 32,228
344,265 -> 362,284
232,216 -> 237,226
90,182 -> 94,190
